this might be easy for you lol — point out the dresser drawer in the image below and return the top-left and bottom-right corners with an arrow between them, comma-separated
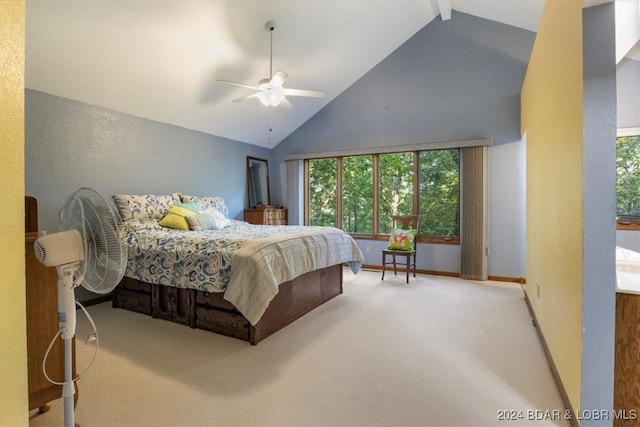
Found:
114,288 -> 152,315
244,208 -> 287,225
265,218 -> 286,225
265,209 -> 286,220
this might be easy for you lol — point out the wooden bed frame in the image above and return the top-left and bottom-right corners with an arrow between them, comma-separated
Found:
112,264 -> 343,345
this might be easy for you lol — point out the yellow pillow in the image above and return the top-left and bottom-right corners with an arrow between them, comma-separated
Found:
158,205 -> 193,230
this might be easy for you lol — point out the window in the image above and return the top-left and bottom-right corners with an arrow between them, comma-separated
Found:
419,149 -> 460,238
617,134 -> 640,226
308,158 -> 337,227
305,149 -> 460,242
378,153 -> 414,234
342,156 -> 373,233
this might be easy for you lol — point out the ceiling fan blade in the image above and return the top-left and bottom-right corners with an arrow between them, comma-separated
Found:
283,88 -> 326,98
217,79 -> 259,90
280,97 -> 294,109
270,71 -> 288,88
232,93 -> 261,103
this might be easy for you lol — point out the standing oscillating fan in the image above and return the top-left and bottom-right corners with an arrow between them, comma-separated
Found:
34,187 -> 127,427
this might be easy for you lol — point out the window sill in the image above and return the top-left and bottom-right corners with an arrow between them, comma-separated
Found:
419,236 -> 460,245
618,223 -> 640,231
350,234 -> 460,246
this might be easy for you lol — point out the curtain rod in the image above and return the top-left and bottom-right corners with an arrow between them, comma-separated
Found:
284,138 -> 492,161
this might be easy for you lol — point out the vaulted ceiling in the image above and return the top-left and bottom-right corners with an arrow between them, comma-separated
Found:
25,1 -> 633,148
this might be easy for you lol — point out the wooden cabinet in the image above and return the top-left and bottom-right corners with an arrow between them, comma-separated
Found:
244,207 -> 287,225
614,292 -> 640,425
152,284 -> 195,327
114,277 -> 195,327
25,232 -> 75,413
112,277 -> 153,315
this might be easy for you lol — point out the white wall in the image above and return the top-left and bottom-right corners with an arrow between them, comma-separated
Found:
617,230 -> 640,252
488,140 -> 526,278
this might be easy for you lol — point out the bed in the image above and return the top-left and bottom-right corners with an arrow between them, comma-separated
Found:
110,193 -> 364,344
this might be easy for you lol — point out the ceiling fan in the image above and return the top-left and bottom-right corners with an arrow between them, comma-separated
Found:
217,20 -> 325,109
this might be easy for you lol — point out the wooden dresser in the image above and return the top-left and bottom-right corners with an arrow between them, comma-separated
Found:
614,291 -> 640,425
244,207 -> 287,225
25,233 -> 71,413
25,196 -> 76,414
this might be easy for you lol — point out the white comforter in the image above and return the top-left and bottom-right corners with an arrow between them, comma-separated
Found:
225,227 -> 363,325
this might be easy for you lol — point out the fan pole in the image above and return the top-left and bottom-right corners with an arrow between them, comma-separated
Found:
266,20 -> 275,79
57,263 -> 79,427
62,338 -> 75,427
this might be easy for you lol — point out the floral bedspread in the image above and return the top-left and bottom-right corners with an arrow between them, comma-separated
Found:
123,220 -> 364,323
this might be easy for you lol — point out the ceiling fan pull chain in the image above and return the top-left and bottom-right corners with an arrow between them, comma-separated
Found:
268,110 -> 273,145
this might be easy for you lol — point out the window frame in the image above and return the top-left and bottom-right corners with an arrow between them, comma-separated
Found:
304,149 -> 461,245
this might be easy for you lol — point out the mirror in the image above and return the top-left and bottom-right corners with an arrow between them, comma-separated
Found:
247,156 -> 270,208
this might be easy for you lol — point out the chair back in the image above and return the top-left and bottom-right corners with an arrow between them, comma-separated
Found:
391,215 -> 419,250
391,215 -> 419,231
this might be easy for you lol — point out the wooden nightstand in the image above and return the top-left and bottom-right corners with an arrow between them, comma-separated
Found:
244,207 -> 287,225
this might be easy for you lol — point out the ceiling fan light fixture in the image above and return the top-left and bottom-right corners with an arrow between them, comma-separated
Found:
257,90 -> 284,107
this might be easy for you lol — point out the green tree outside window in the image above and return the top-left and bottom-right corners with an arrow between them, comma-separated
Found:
342,156 -> 373,233
419,149 -> 460,237
617,135 -> 640,223
309,158 -> 337,227
306,149 -> 460,240
378,153 -> 414,234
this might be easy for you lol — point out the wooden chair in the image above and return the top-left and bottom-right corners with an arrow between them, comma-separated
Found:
381,215 -> 419,283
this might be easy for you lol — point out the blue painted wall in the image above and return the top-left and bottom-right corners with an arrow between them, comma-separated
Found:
25,89 -> 271,233
581,3 -> 617,418
272,12 -> 533,161
271,12 -> 535,278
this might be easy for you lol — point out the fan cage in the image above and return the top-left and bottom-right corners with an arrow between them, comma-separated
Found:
60,188 -> 127,294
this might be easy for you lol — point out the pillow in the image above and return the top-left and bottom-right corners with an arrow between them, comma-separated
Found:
174,202 -> 203,213
207,208 -> 230,228
187,208 -> 230,231
186,211 -> 218,231
180,195 -> 229,218
113,193 -> 181,221
158,205 -> 194,230
388,229 -> 416,251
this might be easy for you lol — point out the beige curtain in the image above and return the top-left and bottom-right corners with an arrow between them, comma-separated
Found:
460,146 -> 488,280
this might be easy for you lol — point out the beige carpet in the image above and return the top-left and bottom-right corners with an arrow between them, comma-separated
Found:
29,269 -> 569,427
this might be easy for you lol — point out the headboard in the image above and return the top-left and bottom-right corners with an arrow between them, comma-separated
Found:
25,196 -> 38,233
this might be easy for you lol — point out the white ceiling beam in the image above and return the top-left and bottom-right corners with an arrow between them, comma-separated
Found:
614,0 -> 640,63
437,0 -> 452,21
